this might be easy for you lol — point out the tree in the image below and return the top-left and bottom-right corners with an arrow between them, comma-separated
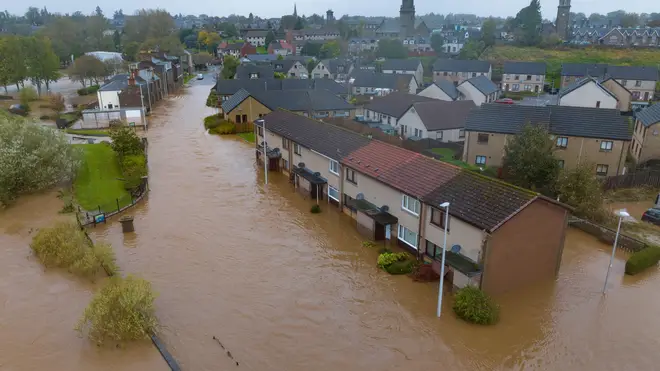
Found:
556,162 -> 606,221
49,93 -> 66,115
67,55 -> 110,87
221,55 -> 240,79
265,30 -> 276,48
502,124 -> 560,192
319,40 -> 341,59
0,113 -> 80,206
19,87 -> 38,107
24,37 -> 61,94
621,12 -> 641,28
481,18 -> 497,47
0,36 -> 28,92
113,30 -> 122,51
301,41 -> 323,57
512,0 -> 542,46
458,40 -> 485,60
376,39 -> 407,59
123,42 -> 140,61
294,16 -> 304,30
306,59 -> 317,74
430,33 -> 445,53
192,52 -> 214,66
274,72 -> 287,79
109,126 -> 144,158
94,6 -> 103,18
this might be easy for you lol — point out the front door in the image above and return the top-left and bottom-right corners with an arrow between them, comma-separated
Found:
385,224 -> 391,240
374,223 -> 385,241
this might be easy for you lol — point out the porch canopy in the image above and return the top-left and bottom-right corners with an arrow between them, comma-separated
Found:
428,246 -> 481,277
346,198 -> 398,225
292,167 -> 327,185
257,142 -> 282,159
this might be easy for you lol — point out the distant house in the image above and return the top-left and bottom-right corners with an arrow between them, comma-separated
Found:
463,104 -> 630,176
245,30 -> 269,47
560,63 -> 658,103
213,78 -> 349,104
433,59 -> 492,85
381,59 -> 424,87
348,37 -> 379,53
362,92 -> 434,128
558,77 -> 618,109
351,71 -> 418,95
457,76 -> 500,105
235,64 -> 274,79
311,59 -> 354,80
218,42 -> 256,58
418,80 -> 460,101
600,77 -> 632,112
288,28 -> 341,42
268,40 -> 294,56
397,100 -> 476,141
272,60 -> 307,78
501,61 -> 546,93
598,27 -> 660,47
560,63 -> 608,87
631,104 -> 660,164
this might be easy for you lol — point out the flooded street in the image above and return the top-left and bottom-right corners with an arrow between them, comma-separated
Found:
2,79 -> 660,370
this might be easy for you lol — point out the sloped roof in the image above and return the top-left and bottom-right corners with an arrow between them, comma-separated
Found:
409,100 -> 476,131
382,59 -> 422,71
363,92 -> 434,118
503,61 -> 546,75
249,89 -> 354,112
221,88 -> 252,113
430,79 -> 460,100
351,71 -> 415,90
433,59 -> 491,73
462,75 -> 499,95
235,64 -> 274,79
636,104 -> 660,127
561,63 -> 608,77
464,103 -> 630,141
246,30 -> 269,37
321,59 -> 353,75
272,60 -> 299,72
558,77 -> 618,100
215,78 -> 347,96
606,65 -> 659,81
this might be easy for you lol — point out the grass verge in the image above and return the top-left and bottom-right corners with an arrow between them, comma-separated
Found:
65,129 -> 111,137
73,143 -> 132,212
237,132 -> 255,143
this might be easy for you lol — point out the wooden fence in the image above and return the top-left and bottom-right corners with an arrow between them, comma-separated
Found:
603,170 -> 660,191
235,122 -> 254,134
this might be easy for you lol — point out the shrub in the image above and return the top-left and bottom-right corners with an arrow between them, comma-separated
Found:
77,85 -> 100,96
310,204 -> 321,213
206,91 -> 219,107
121,154 -> 147,190
385,259 -> 417,275
76,275 -> 158,345
377,252 -> 409,269
625,245 -> 660,275
203,114 -> 221,129
109,126 -> 143,158
211,122 -> 236,135
19,87 -> 38,107
29,221 -> 117,279
49,93 -> 66,114
378,247 -> 392,254
452,286 -> 499,325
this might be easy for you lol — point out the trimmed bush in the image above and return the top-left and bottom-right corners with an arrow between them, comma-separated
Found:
625,245 -> 660,275
121,154 -> 147,190
452,286 -> 499,325
203,114 -> 222,130
77,85 -> 100,96
377,252 -> 409,269
362,241 -> 376,248
385,259 -> 417,275
310,204 -> 321,213
76,275 -> 158,345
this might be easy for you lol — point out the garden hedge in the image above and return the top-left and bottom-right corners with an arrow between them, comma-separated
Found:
77,85 -> 100,96
452,286 -> 499,325
625,245 -> 660,275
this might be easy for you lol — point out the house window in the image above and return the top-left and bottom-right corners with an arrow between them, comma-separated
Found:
472,72 -> 477,77
600,141 -> 613,152
437,131 -> 443,140
635,80 -> 642,87
558,159 -> 564,169
596,101 -> 601,108
443,72 -> 448,76
345,168 -> 357,184
475,155 -> 486,165
328,185 -> 339,201
397,225 -> 418,249
294,143 -> 302,155
556,136 -> 568,148
621,79 -> 627,86
414,128 -> 421,137
536,75 -> 541,81
459,129 -> 465,139
512,84 -> 520,91
329,159 -> 339,175
596,164 -> 609,176
401,194 -> 420,216
257,126 -> 263,137
514,75 -> 520,80
236,115 -> 242,124
477,133 -> 489,144
282,138 -> 290,149
526,75 -> 532,81
430,207 -> 450,230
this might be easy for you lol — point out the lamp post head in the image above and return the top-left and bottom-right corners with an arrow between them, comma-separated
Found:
439,202 -> 450,208
617,210 -> 630,218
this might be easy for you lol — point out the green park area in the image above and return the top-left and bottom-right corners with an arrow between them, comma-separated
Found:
73,144 -> 132,212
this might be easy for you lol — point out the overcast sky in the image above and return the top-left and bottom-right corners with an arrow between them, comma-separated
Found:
3,0 -> 648,20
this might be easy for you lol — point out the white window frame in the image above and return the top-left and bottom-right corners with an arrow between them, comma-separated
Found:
475,155 -> 486,165
329,159 -> 339,175
600,140 -> 613,152
397,224 -> 418,250
328,185 -> 339,201
401,194 -> 420,216
556,136 -> 568,148
294,143 -> 302,155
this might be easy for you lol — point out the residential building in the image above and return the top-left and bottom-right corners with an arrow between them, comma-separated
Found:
560,63 -> 608,87
272,60 -> 307,78
351,71 -> 418,95
558,77 -> 618,109
267,41 -> 295,56
501,61 -> 546,93
598,27 -> 660,47
218,42 -> 257,58
631,104 -> 660,164
418,80 -> 460,101
463,104 -> 631,177
221,88 -> 355,123
600,77 -> 632,112
397,100 -> 475,141
440,29 -> 481,55
561,63 -> 658,103
381,59 -> 424,87
288,28 -> 341,42
235,64 -> 275,79
246,30 -> 269,47
311,59 -> 354,80
362,92 -> 434,127
374,17 -> 430,39
348,38 -> 379,54
255,109 -> 570,295
213,78 -> 349,103
345,18 -> 385,37
457,76 -> 500,106
433,59 -> 492,85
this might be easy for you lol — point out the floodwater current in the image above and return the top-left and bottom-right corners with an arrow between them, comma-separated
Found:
2,78 -> 660,370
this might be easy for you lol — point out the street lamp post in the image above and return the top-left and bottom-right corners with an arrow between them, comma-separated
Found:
437,201 -> 450,318
603,210 -> 629,294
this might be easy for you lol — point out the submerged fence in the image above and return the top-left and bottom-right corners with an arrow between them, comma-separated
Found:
568,217 -> 646,252
603,170 -> 660,191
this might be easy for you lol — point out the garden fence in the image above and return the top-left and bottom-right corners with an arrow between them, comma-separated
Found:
234,122 -> 254,133
603,170 -> 660,191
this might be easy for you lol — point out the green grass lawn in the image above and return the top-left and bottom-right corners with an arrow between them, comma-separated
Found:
237,132 -> 255,143
73,144 -> 132,213
65,128 -> 110,137
430,148 -> 456,159
256,46 -> 267,54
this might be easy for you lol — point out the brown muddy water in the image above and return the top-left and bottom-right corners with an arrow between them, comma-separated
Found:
2,80 -> 660,370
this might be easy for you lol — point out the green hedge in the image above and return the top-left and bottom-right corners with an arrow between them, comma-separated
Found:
77,85 -> 100,96
452,286 -> 499,325
204,114 -> 236,134
625,245 -> 660,275
385,259 -> 416,275
121,154 -> 147,190
377,252 -> 416,275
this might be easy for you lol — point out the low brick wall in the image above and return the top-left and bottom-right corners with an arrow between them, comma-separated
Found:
569,217 -> 646,252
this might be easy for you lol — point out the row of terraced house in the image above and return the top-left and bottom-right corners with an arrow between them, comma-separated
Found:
252,109 -> 571,296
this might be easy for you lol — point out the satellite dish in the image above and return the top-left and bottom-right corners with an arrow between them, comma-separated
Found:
356,193 -> 365,200
313,172 -> 321,177
380,205 -> 389,212
451,244 -> 461,253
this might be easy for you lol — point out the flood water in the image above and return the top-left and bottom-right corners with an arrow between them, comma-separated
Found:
2,78 -> 660,370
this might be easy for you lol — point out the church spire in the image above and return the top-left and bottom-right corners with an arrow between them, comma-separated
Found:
293,3 -> 298,17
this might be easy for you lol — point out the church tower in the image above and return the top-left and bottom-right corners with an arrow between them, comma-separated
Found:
556,0 -> 571,40
293,3 -> 298,18
399,0 -> 415,38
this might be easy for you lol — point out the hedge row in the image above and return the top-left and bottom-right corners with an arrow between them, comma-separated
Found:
625,245 -> 660,275
203,114 -> 236,135
77,85 -> 100,96
452,286 -> 499,325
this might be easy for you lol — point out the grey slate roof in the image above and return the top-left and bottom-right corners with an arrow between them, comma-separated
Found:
245,54 -> 279,62
636,104 -> 660,127
410,100 -> 476,131
322,59 -> 353,75
272,60 -> 298,73
606,65 -> 659,81
464,104 -> 630,141
503,61 -> 546,75
558,77 -> 618,100
382,59 -> 422,72
221,88 -> 251,113
433,59 -> 491,73
363,92 -> 434,118
235,64 -> 274,79
249,89 -> 354,112
463,75 -> 499,95
432,79 -> 460,100
351,71 -> 415,90
215,78 -> 347,96
246,30 -> 269,37
561,63 -> 608,77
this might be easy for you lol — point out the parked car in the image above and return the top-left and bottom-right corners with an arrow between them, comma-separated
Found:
196,73 -> 204,80
641,208 -> 660,226
494,98 -> 515,105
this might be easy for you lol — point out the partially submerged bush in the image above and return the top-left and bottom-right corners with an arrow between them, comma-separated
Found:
625,245 -> 660,275
310,204 -> 321,213
77,85 -> 100,96
76,275 -> 158,345
362,241 -> 376,248
204,115 -> 236,134
452,286 -> 499,325
30,221 -> 117,278
109,126 -> 143,158
377,252 -> 409,269
385,259 -> 417,275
